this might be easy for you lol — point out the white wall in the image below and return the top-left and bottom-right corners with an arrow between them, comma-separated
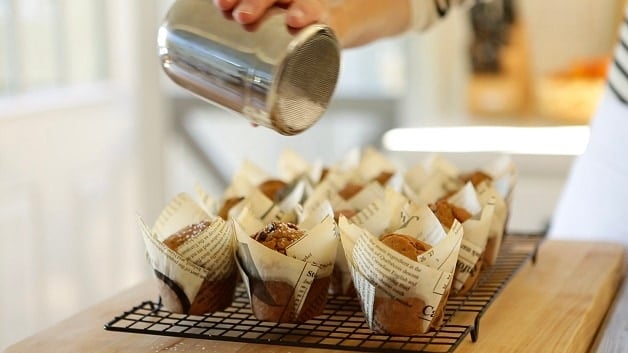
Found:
0,0 -> 169,350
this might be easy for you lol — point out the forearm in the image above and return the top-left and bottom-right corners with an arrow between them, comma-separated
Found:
214,0 -> 479,49
327,0 -> 412,48
329,0 -> 481,48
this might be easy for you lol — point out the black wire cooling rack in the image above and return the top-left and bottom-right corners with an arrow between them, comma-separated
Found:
105,234 -> 541,353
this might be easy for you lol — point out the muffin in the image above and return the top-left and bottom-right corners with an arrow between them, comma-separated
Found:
380,233 -> 432,260
373,171 -> 394,186
373,296 -> 428,336
338,182 -> 364,200
249,222 -> 330,322
258,179 -> 287,201
334,209 -> 357,222
374,234 -> 436,334
217,196 -> 244,220
161,220 -> 237,315
163,220 -> 212,250
320,167 -> 330,182
338,171 -> 393,201
430,200 -> 472,229
459,170 -> 493,187
252,222 -> 305,254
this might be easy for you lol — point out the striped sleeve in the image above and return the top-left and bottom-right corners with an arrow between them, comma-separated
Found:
608,6 -> 628,104
410,0 -> 480,31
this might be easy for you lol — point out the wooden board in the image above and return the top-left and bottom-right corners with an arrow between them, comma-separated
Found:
2,240 -> 624,353
454,240 -> 624,353
591,255 -> 628,353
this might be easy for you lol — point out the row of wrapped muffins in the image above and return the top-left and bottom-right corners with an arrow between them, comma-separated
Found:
138,147 -> 516,335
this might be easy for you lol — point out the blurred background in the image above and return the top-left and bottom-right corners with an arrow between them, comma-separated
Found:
0,0 -> 625,350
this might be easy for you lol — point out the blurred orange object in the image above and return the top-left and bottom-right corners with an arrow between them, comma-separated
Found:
552,56 -> 611,80
535,56 -> 611,124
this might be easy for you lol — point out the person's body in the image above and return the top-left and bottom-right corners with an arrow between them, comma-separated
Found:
214,0 -> 628,243
548,6 -> 628,242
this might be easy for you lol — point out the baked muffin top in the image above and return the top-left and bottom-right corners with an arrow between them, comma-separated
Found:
252,222 -> 305,255
459,170 -> 492,187
430,199 -> 472,228
338,182 -> 364,200
380,233 -> 432,261
163,219 -> 212,251
217,196 -> 244,220
258,179 -> 287,201
373,171 -> 394,186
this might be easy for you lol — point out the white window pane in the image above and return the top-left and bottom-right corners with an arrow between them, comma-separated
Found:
0,0 -> 109,96
61,0 -> 107,84
0,0 -> 14,93
17,0 -> 59,90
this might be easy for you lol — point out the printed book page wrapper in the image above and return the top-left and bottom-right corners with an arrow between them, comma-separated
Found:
223,160 -> 272,200
475,182 -> 508,266
231,186 -> 301,224
357,147 -> 399,181
277,149 -> 325,184
402,154 -> 461,205
233,204 -> 338,322
337,189 -> 452,299
339,218 -> 463,334
194,183 -> 222,219
139,193 -> 236,313
403,166 -> 460,206
303,171 -> 357,213
445,183 -> 495,294
352,188 -> 447,246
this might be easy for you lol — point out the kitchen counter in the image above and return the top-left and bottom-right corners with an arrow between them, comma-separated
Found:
3,240 -> 625,353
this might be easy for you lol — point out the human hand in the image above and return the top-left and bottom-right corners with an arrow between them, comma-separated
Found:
213,0 -> 329,29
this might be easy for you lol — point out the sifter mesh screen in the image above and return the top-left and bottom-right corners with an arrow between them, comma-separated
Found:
273,30 -> 340,135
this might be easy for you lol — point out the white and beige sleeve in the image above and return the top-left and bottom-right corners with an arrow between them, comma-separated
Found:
410,0 -> 482,31
549,5 -> 628,243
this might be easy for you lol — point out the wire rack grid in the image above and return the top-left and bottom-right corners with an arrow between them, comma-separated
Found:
105,234 -> 540,353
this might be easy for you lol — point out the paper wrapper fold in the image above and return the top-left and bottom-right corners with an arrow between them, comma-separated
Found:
444,183 -> 495,296
139,193 -> 237,314
475,182 -> 508,267
233,203 -> 339,323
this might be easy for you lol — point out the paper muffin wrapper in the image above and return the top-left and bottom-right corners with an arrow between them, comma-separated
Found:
233,203 -> 339,323
357,147 -> 400,180
480,156 -> 516,267
329,243 -> 356,296
139,193 -> 237,314
194,183 -> 219,217
304,169 -> 388,216
227,178 -> 307,225
403,160 -> 461,206
305,183 -> 395,296
222,160 -> 271,200
475,182 -> 508,267
403,154 -> 517,207
484,155 -> 517,202
332,188 -> 452,296
403,154 -> 515,268
277,149 -> 326,185
338,188 -> 463,335
339,217 -> 463,335
444,183 -> 495,295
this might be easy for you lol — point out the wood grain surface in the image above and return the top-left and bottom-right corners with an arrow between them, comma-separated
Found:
3,240 -> 624,353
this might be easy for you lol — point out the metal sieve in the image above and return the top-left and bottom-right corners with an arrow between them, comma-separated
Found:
158,0 -> 341,136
